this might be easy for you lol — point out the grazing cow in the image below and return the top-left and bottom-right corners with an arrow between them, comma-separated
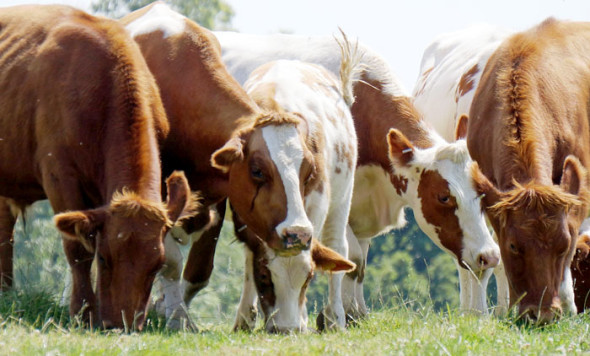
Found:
412,25 -> 513,314
468,18 -> 590,323
214,31 -> 500,319
214,56 -> 359,332
0,5 -> 193,329
119,3 -> 354,331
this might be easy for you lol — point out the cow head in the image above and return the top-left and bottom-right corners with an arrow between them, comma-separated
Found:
387,128 -> 500,277
212,112 -> 319,256
472,156 -> 588,323
54,171 -> 193,330
238,220 -> 355,333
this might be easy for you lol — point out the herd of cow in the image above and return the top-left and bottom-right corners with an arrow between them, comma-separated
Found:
0,1 -> 589,333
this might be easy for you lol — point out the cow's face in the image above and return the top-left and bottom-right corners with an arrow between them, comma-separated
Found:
387,129 -> 500,277
242,233 -> 354,333
55,172 -> 192,329
212,115 -> 317,256
473,156 -> 587,323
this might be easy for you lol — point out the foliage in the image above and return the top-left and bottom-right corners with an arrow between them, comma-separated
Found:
91,0 -> 235,30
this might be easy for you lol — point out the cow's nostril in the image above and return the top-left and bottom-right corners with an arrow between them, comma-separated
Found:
476,252 -> 499,269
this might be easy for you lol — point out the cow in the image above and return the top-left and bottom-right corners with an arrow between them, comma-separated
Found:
119,3 -> 354,331
468,18 -> 590,323
412,25 -> 513,314
0,5 -> 193,329
213,55 -> 359,332
213,31 -> 500,320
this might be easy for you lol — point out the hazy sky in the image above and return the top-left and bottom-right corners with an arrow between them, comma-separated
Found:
2,0 -> 590,90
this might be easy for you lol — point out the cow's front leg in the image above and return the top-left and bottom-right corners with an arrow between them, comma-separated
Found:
233,247 -> 258,331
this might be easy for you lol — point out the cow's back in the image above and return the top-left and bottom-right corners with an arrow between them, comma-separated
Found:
413,24 -> 511,141
0,5 -> 166,204
468,19 -> 590,186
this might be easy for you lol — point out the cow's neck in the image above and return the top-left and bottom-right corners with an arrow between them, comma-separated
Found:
103,111 -> 162,203
352,76 -> 434,171
159,57 -> 259,204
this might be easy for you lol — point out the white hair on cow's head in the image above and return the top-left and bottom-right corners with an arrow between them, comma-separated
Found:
434,139 -> 471,164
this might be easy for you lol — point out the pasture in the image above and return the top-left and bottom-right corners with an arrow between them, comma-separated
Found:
3,202 -> 590,354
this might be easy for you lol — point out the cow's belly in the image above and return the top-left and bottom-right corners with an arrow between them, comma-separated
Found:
348,164 -> 406,239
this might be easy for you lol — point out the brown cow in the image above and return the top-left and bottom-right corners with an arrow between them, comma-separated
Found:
119,3 -> 354,331
0,5 -> 192,329
468,18 -> 590,323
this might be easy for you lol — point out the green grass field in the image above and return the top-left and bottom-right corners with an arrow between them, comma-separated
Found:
1,291 -> 590,355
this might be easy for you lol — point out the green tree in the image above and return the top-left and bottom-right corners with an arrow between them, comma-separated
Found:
91,0 -> 234,30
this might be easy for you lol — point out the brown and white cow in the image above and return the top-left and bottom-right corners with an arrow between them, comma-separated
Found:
214,31 -> 500,320
468,18 -> 590,323
412,25 -> 513,314
120,3 -> 354,331
214,55 -> 360,332
0,5 -> 193,329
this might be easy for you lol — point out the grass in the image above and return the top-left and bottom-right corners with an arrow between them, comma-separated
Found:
2,290 -> 590,355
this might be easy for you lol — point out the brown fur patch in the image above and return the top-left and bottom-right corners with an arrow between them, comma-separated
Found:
390,174 -> 408,195
110,189 -> 171,227
488,181 -> 584,229
454,64 -> 479,102
418,169 -> 463,260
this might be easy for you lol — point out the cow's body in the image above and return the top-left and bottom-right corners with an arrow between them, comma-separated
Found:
469,18 -> 590,323
413,24 -> 512,142
120,3 -> 353,331
0,5 -> 192,329
221,58 -> 358,332
214,31 -> 500,318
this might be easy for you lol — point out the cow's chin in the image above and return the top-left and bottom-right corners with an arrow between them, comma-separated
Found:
276,247 -> 306,257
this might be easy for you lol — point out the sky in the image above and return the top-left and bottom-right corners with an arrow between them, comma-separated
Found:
2,0 -> 590,91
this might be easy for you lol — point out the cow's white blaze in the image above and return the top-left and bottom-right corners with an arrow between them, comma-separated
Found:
126,3 -> 186,39
261,125 -> 313,238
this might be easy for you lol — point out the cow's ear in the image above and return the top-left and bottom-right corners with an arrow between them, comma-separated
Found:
54,209 -> 106,253
387,128 -> 415,166
455,114 -> 469,140
470,162 -> 502,209
561,155 -> 585,197
311,240 -> 356,272
165,170 -> 198,223
211,136 -> 245,173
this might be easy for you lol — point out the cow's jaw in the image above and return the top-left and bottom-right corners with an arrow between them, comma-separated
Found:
264,247 -> 312,333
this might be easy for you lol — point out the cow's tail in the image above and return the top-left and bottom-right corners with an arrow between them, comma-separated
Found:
336,28 -> 364,108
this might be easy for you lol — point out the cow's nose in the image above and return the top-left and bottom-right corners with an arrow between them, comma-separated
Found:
282,227 -> 312,250
476,250 -> 500,270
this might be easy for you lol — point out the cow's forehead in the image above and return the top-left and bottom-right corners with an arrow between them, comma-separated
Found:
261,125 -> 304,167
126,3 -> 186,39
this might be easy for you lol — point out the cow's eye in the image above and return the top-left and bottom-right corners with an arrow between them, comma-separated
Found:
438,195 -> 450,204
509,243 -> 519,255
251,167 -> 265,182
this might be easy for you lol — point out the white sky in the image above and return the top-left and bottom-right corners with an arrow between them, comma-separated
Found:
2,0 -> 589,90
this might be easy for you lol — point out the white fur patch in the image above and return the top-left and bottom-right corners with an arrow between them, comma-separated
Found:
125,3 -> 186,39
261,125 -> 313,238
265,247 -> 312,332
